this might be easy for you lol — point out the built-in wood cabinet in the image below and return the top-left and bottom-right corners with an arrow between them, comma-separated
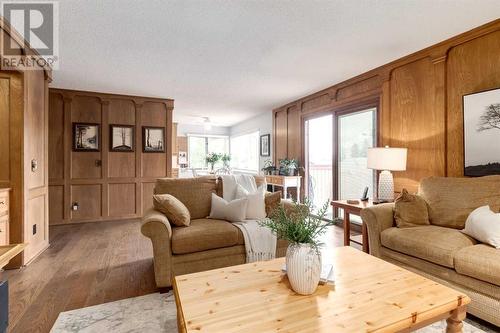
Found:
0,21 -> 52,267
273,19 -> 500,193
48,89 -> 174,225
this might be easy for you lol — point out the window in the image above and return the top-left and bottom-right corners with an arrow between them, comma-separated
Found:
230,131 -> 259,172
188,135 -> 229,169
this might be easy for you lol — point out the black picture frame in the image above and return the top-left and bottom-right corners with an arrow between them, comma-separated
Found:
73,123 -> 100,152
142,126 -> 165,153
110,124 -> 135,152
260,134 -> 270,157
462,87 -> 500,177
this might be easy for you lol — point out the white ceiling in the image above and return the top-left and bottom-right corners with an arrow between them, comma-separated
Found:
52,0 -> 500,126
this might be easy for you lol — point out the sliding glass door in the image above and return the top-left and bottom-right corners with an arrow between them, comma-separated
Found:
337,108 -> 377,202
304,105 -> 377,221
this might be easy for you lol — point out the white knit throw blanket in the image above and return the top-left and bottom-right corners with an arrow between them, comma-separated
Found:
222,175 -> 277,263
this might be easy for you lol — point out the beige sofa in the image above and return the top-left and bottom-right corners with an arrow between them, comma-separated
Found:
361,176 -> 500,326
141,175 -> 288,288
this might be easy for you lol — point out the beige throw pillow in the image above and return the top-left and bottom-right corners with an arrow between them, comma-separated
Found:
153,194 -> 191,227
208,193 -> 248,222
235,184 -> 267,219
394,189 -> 430,228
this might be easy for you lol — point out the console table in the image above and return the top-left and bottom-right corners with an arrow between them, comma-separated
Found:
331,200 -> 373,253
265,175 -> 301,201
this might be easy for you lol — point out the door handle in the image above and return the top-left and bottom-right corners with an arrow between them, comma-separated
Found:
95,159 -> 102,167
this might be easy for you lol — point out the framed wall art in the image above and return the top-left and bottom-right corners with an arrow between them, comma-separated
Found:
142,126 -> 165,153
73,123 -> 100,152
260,134 -> 270,157
463,87 -> 500,176
110,125 -> 134,152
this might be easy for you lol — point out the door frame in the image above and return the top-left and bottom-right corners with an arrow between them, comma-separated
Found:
301,97 -> 380,216
333,100 -> 379,203
302,110 -> 335,208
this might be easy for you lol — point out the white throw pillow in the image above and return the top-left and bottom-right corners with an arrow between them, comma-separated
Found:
235,184 -> 267,220
462,205 -> 500,249
208,193 -> 248,222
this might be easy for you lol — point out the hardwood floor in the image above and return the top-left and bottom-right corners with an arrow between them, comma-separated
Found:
4,220 -> 157,333
2,219 -> 349,333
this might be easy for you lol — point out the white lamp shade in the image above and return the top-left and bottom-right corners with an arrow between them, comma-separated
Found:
367,147 -> 407,171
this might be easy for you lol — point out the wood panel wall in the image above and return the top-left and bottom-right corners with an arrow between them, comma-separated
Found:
273,19 -> 500,193
48,88 -> 174,225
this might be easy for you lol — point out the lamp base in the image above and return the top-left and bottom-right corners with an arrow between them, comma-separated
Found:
378,170 -> 394,202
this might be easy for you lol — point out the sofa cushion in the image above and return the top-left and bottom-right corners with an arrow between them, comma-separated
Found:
418,176 -> 500,229
394,189 -> 430,228
172,218 -> 241,254
381,225 -> 476,268
454,244 -> 500,286
154,176 -> 217,219
153,194 -> 191,226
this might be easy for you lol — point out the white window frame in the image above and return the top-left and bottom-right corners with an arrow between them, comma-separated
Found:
187,134 -> 229,169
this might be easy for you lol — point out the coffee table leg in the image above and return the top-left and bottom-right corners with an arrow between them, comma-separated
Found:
446,305 -> 466,333
343,211 -> 350,246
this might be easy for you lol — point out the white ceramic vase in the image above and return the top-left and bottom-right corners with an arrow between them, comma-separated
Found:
286,243 -> 321,295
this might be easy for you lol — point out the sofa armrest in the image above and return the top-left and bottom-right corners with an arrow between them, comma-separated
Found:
141,208 -> 174,287
360,203 -> 395,257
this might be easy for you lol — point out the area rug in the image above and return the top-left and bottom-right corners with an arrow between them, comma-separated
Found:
51,292 -> 496,333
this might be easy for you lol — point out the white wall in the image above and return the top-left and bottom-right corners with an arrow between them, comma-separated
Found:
177,123 -> 230,136
229,111 -> 273,173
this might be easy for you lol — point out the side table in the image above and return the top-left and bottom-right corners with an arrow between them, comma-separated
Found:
331,200 -> 374,253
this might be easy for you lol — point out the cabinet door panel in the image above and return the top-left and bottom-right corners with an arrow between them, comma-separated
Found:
71,96 -> 102,179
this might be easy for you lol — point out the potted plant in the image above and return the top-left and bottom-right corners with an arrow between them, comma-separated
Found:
261,159 -> 277,175
221,154 -> 231,168
205,152 -> 221,172
259,199 -> 334,295
279,158 -> 299,176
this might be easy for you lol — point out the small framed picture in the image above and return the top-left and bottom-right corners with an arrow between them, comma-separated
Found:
110,125 -> 134,152
73,123 -> 100,151
142,126 -> 165,153
260,134 -> 270,156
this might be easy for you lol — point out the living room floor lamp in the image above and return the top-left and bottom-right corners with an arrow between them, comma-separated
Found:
367,146 -> 407,202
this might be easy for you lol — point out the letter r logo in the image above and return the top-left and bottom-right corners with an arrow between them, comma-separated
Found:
2,2 -> 55,55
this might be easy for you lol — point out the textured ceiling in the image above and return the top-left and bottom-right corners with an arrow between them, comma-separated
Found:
51,0 -> 500,126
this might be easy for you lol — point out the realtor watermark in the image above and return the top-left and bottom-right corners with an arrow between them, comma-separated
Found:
1,1 -> 59,70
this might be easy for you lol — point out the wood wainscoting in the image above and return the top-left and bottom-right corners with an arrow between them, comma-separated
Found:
48,88 -> 174,225
273,19 -> 500,193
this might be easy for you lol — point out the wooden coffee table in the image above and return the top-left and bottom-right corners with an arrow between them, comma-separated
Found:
173,247 -> 470,332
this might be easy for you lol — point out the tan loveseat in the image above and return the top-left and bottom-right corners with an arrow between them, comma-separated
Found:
141,175 -> 289,288
361,176 -> 500,326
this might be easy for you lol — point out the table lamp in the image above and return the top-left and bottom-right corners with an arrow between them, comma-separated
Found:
367,146 -> 407,202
